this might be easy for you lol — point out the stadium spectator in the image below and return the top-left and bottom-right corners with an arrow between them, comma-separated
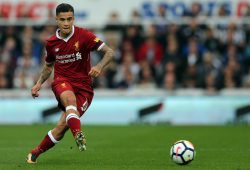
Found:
137,61 -> 156,89
116,67 -> 136,89
163,72 -> 176,91
183,2 -> 203,17
0,4 -> 250,91
217,22 -> 245,52
204,27 -> 220,53
216,3 -> 231,29
223,52 -> 242,88
0,36 -> 19,88
243,4 -> 250,17
114,53 -> 139,88
122,25 -> 143,55
21,26 -> 34,45
153,4 -> 170,35
104,11 -> 123,31
161,34 -> 183,84
162,61 -> 177,91
120,40 -> 136,62
137,36 -> 163,66
183,38 -> 203,68
217,4 -> 231,17
0,62 -> 8,88
204,73 -> 217,95
1,36 -> 18,64
197,52 -> 222,89
181,18 -> 205,42
166,23 -> 182,45
183,65 -> 198,88
14,45 -> 39,89
130,9 -> 142,24
242,67 -> 250,87
157,4 -> 168,20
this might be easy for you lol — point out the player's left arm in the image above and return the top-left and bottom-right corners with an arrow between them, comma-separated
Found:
88,44 -> 114,77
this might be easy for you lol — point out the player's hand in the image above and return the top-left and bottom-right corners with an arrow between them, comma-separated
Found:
31,83 -> 42,99
88,64 -> 102,77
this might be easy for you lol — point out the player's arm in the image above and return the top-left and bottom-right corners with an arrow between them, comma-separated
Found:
31,62 -> 54,98
89,44 -> 114,77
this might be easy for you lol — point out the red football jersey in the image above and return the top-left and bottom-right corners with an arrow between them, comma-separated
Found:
45,26 -> 104,85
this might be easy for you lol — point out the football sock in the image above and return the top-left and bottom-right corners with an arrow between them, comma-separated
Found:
66,113 -> 81,137
31,130 -> 59,157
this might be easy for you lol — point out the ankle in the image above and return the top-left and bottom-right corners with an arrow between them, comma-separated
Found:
31,147 -> 42,156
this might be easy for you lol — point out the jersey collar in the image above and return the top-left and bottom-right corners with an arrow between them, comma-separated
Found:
56,26 -> 75,42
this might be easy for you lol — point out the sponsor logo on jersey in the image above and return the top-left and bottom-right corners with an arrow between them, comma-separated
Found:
55,52 -> 82,64
81,99 -> 88,112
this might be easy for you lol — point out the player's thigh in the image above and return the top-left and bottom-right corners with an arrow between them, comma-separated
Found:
52,81 -> 76,107
60,90 -> 77,107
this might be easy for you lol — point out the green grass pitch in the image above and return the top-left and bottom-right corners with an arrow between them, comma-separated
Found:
0,124 -> 249,170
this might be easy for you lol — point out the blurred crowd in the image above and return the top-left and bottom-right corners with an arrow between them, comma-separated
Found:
1,3 -> 250,93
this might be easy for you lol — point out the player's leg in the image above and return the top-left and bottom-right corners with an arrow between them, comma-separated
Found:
26,112 -> 69,163
51,113 -> 69,140
60,90 -> 86,151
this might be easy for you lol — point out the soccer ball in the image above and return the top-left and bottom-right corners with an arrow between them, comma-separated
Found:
170,140 -> 195,165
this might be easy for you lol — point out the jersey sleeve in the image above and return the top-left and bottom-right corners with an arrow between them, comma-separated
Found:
84,30 -> 105,51
44,41 -> 55,64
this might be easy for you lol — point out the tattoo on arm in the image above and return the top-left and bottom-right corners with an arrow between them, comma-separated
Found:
37,63 -> 54,84
97,45 -> 114,69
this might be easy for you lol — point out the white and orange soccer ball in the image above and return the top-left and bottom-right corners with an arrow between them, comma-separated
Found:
170,140 -> 195,165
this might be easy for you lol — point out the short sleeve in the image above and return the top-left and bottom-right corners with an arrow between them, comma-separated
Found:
84,30 -> 105,51
44,42 -> 55,64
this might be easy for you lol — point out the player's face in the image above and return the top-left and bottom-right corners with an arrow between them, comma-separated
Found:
56,12 -> 74,37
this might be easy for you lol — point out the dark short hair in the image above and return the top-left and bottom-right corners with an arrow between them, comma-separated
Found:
56,3 -> 74,16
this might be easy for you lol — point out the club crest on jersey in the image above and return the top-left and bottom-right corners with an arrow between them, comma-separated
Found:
94,37 -> 100,42
55,48 -> 59,52
61,83 -> 66,88
74,41 -> 80,51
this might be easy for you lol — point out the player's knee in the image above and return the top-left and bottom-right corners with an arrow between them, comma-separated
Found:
65,96 -> 76,105
65,105 -> 77,112
65,105 -> 79,116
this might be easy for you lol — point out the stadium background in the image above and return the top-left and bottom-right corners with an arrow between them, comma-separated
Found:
1,0 -> 250,125
1,1 -> 250,170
